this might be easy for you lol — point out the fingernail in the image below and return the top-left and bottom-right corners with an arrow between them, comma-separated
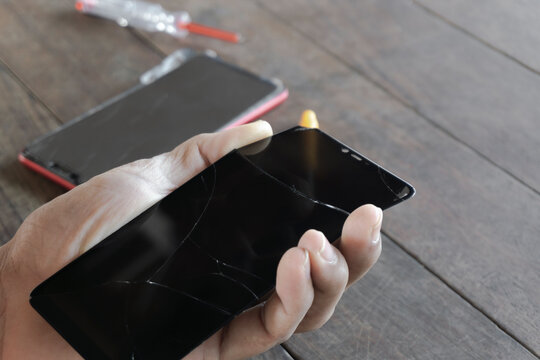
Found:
371,207 -> 383,245
318,233 -> 338,264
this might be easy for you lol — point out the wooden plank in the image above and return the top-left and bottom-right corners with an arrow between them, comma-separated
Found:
286,238 -> 536,360
138,0 -> 540,354
2,0 -> 538,355
0,0 -> 162,122
415,0 -> 540,73
251,346 -> 294,360
0,0 -> 162,243
0,63 -> 63,245
261,0 -> 540,194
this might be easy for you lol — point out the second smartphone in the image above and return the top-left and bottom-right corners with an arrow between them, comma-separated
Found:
19,53 -> 288,188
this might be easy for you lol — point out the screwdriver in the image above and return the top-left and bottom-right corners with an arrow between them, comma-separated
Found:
75,0 -> 242,43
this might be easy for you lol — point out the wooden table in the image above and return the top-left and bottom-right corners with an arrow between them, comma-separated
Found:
1,1 -> 539,359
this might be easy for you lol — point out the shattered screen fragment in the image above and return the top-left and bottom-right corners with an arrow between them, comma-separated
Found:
30,127 -> 415,359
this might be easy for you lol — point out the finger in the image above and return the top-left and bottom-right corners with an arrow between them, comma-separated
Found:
337,204 -> 383,287
131,119 -> 274,196
18,121 -> 273,269
295,230 -> 348,332
218,248 -> 314,360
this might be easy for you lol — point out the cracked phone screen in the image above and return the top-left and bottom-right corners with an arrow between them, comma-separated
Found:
30,127 -> 415,359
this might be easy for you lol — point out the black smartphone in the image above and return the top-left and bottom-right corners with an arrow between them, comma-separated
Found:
30,127 -> 415,360
19,53 -> 288,189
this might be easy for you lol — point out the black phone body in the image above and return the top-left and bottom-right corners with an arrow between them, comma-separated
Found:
30,127 -> 415,359
19,54 -> 287,188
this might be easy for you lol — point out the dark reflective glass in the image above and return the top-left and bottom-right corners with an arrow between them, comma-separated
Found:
22,54 -> 280,184
30,127 -> 415,359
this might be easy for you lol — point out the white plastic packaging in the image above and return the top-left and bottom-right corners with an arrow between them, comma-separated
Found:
76,0 -> 191,38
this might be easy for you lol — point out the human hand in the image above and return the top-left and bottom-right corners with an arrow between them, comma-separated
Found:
0,121 -> 382,359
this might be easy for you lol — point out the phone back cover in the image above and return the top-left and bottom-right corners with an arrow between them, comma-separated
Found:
30,127 -> 414,359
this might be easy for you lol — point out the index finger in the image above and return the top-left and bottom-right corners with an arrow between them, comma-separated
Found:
337,204 -> 383,287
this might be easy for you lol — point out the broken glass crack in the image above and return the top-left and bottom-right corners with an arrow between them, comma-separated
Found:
238,151 -> 350,215
30,127 -> 415,360
148,163 -> 217,282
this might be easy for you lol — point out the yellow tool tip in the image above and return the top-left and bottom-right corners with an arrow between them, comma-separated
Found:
299,109 -> 319,129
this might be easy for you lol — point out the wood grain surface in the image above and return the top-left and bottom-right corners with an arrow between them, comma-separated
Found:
0,0 -> 161,122
285,238 -> 536,360
0,0 -> 538,359
415,0 -> 540,73
134,0 -> 540,355
251,346 -> 294,360
262,0 -> 540,195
